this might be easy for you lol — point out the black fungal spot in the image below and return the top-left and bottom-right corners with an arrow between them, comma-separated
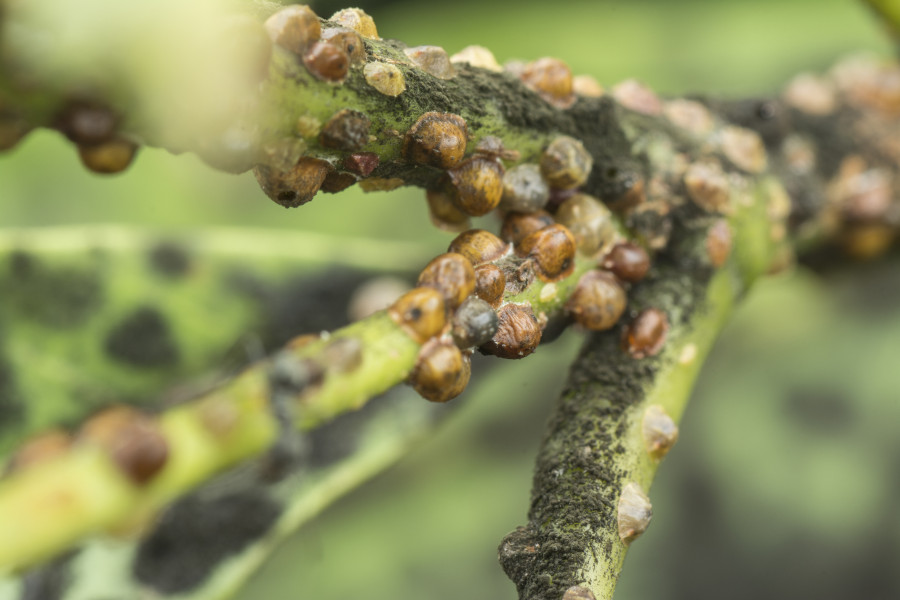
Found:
104,306 -> 179,367
230,268 -> 408,349
20,550 -> 78,600
134,491 -> 281,594
2,255 -> 104,328
783,388 -> 855,434
0,352 -> 25,431
148,242 -> 191,278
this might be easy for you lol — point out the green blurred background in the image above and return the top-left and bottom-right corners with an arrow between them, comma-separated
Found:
1,0 -> 898,598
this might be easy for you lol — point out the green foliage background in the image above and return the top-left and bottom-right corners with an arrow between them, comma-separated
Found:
0,0 -> 897,598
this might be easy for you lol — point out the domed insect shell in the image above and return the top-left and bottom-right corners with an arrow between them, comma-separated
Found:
409,338 -> 471,403
622,307 -> 669,359
5,430 -> 72,474
404,45 -> 456,80
426,188 -> 471,232
499,163 -> 550,213
500,210 -> 554,245
450,45 -> 502,72
452,296 -> 499,349
403,112 -> 468,169
388,286 -> 447,344
254,157 -> 331,208
603,242 -> 651,283
448,156 -> 504,216
78,137 -> 139,174
264,4 -> 321,56
516,224 -> 577,282
566,270 -> 627,331
364,62 -> 406,97
330,7 -> 379,39
520,57 -> 575,109
480,303 -> 542,359
540,136 -> 593,191
55,100 -> 118,146
78,405 -> 169,485
618,482 -> 652,544
448,229 -> 510,265
473,263 -> 506,307
554,193 -> 617,255
303,40 -> 350,83
416,252 -> 476,311
321,26 -> 366,65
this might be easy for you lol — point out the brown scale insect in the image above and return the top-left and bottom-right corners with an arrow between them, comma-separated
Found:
343,152 -> 379,177
520,57 -> 575,109
78,138 -> 139,174
500,210 -> 554,245
303,41 -> 350,83
451,296 -> 499,349
622,308 -> 669,359
404,45 -> 456,80
719,126 -> 768,174
321,27 -> 365,65
364,62 -> 406,96
563,587 -> 597,600
330,8 -> 379,39
403,112 -> 468,169
573,74 -> 605,98
516,224 -> 577,282
450,45 -> 502,72
612,79 -> 663,116
683,161 -> 730,213
554,193 -> 616,255
319,109 -> 370,152
480,303 -> 542,359
448,229 -> 510,265
448,157 -> 504,216
499,163 -> 550,213
254,157 -> 331,208
5,430 -> 72,475
79,405 -> 169,485
540,135 -> 593,190
388,287 -> 447,344
426,188 -> 471,232
642,404 -> 679,460
409,339 -> 471,402
706,219 -> 732,267
566,270 -> 627,331
473,136 -> 519,162
416,252 -> 476,311
603,242 -> 650,283
473,264 -> 506,307
264,4 -> 321,55
56,101 -> 119,146
618,482 -> 653,544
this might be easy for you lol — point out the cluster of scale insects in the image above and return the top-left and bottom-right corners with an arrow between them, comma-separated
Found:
3,6 -> 899,570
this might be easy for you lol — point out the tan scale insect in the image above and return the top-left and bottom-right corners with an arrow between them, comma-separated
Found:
409,338 -> 471,402
364,62 -> 406,97
264,5 -> 321,55
566,270 -> 627,331
540,136 -> 593,190
516,224 -> 577,282
416,252 -> 477,311
404,112 -> 468,169
554,193 -> 617,255
388,287 -> 447,344
617,481 -> 652,544
448,229 -> 510,265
